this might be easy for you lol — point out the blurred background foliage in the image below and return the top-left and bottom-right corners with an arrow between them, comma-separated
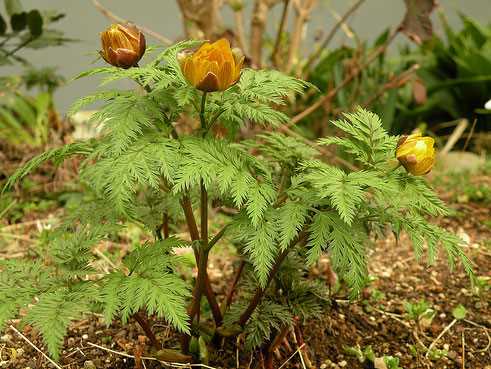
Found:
1,0 -> 70,149
304,13 -> 491,139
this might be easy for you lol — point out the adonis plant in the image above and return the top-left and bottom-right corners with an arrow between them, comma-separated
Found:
1,24 -> 473,366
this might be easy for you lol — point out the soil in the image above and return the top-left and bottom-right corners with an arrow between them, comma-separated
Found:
1,181 -> 490,369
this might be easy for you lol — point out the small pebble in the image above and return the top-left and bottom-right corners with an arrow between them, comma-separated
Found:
84,360 -> 96,369
82,334 -> 89,340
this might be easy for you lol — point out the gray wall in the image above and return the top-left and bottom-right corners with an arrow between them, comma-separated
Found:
2,0 -> 489,113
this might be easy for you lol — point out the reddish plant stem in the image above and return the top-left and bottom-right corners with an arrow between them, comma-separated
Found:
194,249 -> 209,325
180,195 -> 200,241
265,324 -> 291,366
222,259 -> 246,314
269,325 -> 291,354
163,212 -> 170,239
194,179 -> 209,325
133,311 -> 160,349
180,192 -> 223,326
264,347 -> 274,369
179,194 -> 201,353
238,233 -> 307,326
205,275 -> 223,325
134,335 -> 146,369
200,181 -> 223,325
200,180 -> 208,250
294,322 -> 313,368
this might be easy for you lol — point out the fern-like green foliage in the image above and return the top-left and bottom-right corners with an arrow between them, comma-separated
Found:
245,301 -> 293,350
319,108 -> 398,167
25,287 -> 92,360
3,141 -> 93,192
224,254 -> 329,350
81,135 -> 179,215
173,137 -> 276,227
99,238 -> 190,333
0,260 -> 54,328
207,69 -> 310,131
101,272 -> 190,332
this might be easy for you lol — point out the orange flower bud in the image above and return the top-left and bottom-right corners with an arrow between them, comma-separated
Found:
179,38 -> 244,92
396,133 -> 436,176
100,23 -> 146,69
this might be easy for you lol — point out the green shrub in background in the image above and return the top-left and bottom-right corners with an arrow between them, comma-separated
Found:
0,0 -> 69,148
396,14 -> 491,133
306,13 -> 491,138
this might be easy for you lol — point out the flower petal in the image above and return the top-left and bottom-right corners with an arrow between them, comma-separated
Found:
113,48 -> 139,68
219,61 -> 233,90
197,72 -> 220,92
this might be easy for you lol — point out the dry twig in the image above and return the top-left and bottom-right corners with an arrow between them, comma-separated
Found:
271,0 -> 291,69
362,64 -> 420,108
425,318 -> 458,358
286,0 -> 317,73
86,342 -> 217,368
250,0 -> 282,68
91,0 -> 172,45
9,325 -> 62,369
277,343 -> 306,369
463,319 -> 491,353
463,118 -> 477,151
303,0 -> 366,74
440,119 -> 468,156
461,332 -> 465,369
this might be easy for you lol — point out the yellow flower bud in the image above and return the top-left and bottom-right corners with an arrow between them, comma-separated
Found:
100,23 -> 146,69
396,133 -> 436,176
180,38 -> 244,92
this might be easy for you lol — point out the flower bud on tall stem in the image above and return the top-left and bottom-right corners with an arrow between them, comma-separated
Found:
100,23 -> 146,68
396,132 -> 436,176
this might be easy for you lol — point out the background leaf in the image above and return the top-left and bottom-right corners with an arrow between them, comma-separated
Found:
27,9 -> 43,37
4,0 -> 23,16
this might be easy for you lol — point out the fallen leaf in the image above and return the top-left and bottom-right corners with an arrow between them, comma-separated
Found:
399,0 -> 438,44
374,357 -> 388,369
412,78 -> 427,105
